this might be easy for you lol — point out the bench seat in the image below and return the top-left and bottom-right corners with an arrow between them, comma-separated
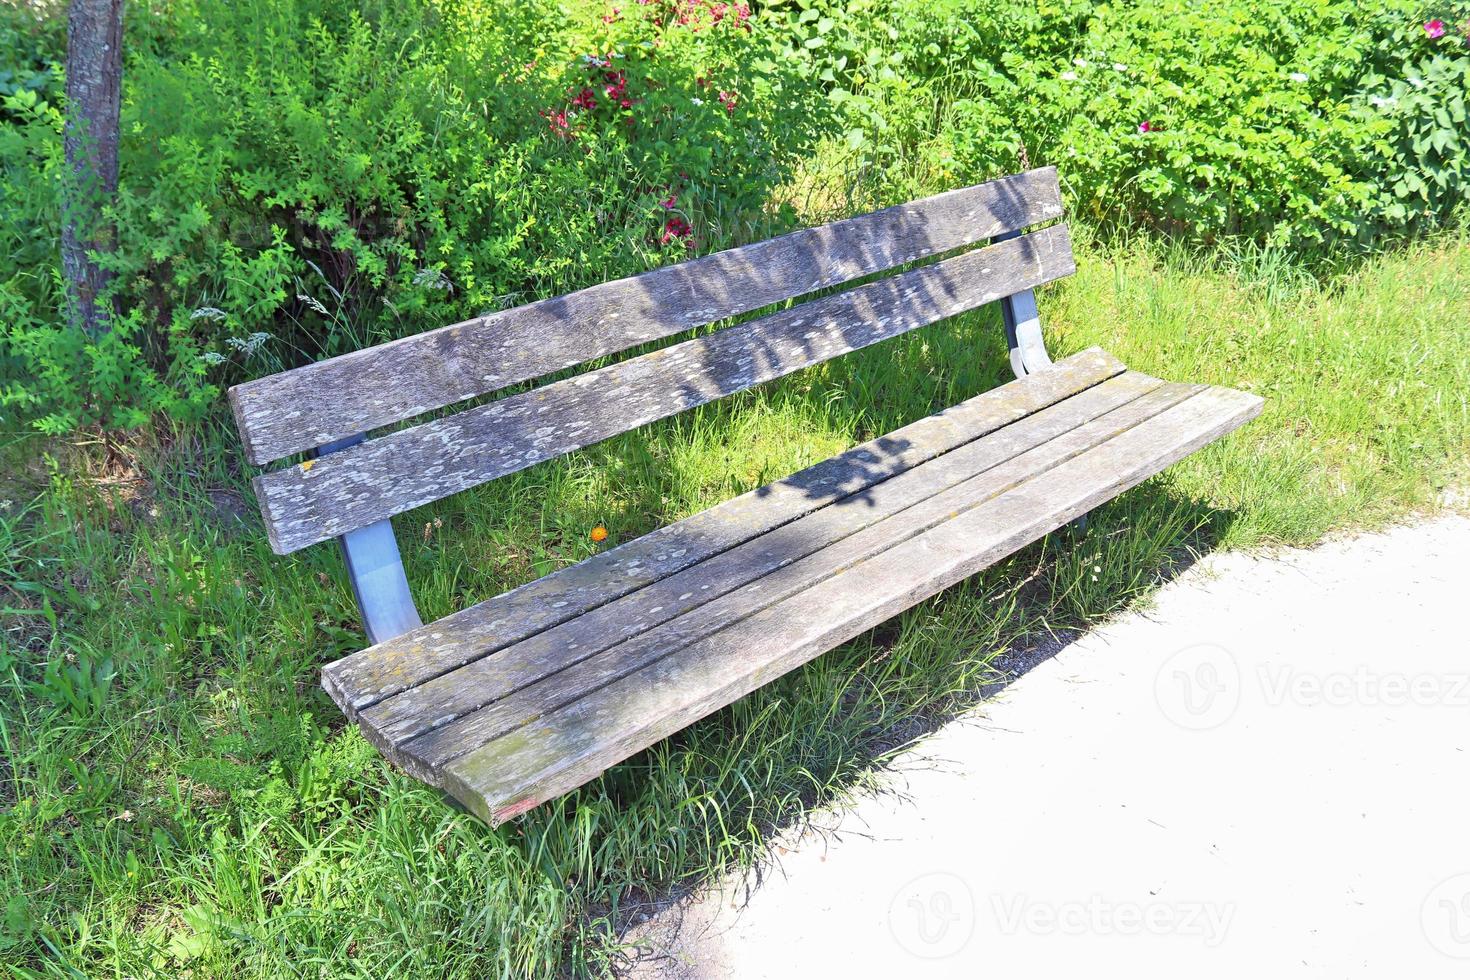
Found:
320,348 -> 1260,824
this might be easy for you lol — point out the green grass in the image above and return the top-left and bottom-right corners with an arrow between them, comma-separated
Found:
2,225 -> 1468,977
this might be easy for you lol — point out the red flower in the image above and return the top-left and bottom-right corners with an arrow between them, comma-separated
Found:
604,70 -> 628,101
709,2 -> 727,21
602,6 -> 621,22
659,193 -> 678,209
661,215 -> 693,245
1424,19 -> 1446,38
718,90 -> 738,113
541,108 -> 574,139
571,88 -> 598,110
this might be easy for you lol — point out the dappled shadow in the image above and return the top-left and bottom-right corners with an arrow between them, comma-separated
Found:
762,433 -> 917,509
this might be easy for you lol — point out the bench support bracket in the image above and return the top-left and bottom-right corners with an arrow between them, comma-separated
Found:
994,230 -> 1054,379
313,435 -> 424,645
993,229 -> 1078,528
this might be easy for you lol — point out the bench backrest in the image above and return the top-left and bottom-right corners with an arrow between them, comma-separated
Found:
229,167 -> 1072,554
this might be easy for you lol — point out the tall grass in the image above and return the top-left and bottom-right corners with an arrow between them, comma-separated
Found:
2,217 -> 1467,975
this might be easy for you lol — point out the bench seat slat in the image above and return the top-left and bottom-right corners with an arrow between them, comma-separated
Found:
321,346 -> 1126,716
359,371 -> 1176,760
228,168 -> 1064,466
255,225 -> 1076,555
377,377 -> 1200,776
436,378 -> 1262,824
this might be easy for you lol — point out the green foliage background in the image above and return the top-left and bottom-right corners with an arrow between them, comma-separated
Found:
0,0 -> 1467,434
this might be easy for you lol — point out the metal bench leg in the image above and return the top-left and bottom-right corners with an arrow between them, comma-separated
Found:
999,286 -> 1053,379
993,231 -> 1081,532
313,435 -> 423,646
993,230 -> 1054,380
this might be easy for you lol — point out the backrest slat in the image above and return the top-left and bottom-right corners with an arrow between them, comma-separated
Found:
228,167 -> 1063,466
253,223 -> 1075,554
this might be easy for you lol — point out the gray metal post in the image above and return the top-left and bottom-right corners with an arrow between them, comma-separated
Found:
312,434 -> 423,645
993,230 -> 1054,379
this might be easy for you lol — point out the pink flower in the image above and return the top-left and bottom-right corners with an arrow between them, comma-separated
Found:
661,215 -> 693,245
541,109 -> 574,139
718,89 -> 738,113
603,70 -> 626,94
659,193 -> 678,209
1424,19 -> 1446,38
1138,120 -> 1153,133
709,2 -> 727,21
571,88 -> 598,110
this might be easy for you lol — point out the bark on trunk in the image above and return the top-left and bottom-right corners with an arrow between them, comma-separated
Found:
61,0 -> 125,337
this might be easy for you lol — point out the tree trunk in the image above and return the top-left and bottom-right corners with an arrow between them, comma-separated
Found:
61,0 -> 125,337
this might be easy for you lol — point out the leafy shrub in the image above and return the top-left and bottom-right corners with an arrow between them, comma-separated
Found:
2,0 -> 1468,436
774,0 -> 1470,249
0,0 -> 821,434
1350,9 -> 1470,230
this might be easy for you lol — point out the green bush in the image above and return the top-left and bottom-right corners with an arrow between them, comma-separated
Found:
0,0 -> 820,434
1,0 -> 1467,436
775,0 -> 1470,248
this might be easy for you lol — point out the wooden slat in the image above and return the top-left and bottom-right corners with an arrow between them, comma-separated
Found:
321,346 -> 1124,716
369,373 -> 1172,757
439,384 -> 1264,824
255,224 -> 1076,554
228,168 -> 1064,466
385,379 -> 1204,778
359,373 -> 1177,762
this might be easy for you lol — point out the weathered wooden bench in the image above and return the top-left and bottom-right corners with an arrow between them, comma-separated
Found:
228,167 -> 1261,825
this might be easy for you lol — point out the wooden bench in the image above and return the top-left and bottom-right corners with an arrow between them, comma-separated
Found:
228,167 -> 1262,825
